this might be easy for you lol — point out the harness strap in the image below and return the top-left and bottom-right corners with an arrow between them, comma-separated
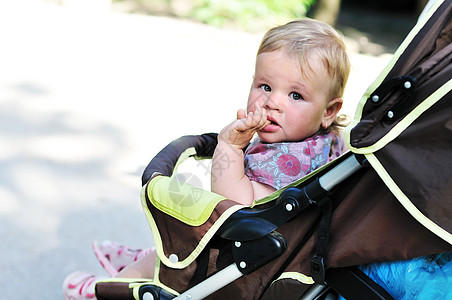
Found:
310,194 -> 333,284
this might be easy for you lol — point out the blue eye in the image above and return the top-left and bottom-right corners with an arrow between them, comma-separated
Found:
290,92 -> 303,101
259,84 -> 271,92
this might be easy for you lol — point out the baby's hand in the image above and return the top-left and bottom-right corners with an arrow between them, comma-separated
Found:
218,104 -> 270,149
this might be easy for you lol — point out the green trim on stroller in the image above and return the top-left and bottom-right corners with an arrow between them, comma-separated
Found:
273,272 -> 315,285
144,174 -> 228,227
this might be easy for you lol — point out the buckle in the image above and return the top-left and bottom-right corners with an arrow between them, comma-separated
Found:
310,255 -> 326,284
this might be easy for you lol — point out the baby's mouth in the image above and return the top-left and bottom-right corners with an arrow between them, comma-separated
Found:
267,116 -> 280,126
262,117 -> 281,132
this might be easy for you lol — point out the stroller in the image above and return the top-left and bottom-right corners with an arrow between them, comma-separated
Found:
96,0 -> 452,299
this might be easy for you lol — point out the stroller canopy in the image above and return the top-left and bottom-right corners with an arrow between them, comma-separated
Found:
345,0 -> 452,245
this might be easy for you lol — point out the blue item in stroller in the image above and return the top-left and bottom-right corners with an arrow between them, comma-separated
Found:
356,253 -> 452,299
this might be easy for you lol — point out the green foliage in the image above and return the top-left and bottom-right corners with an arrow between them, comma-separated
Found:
189,0 -> 316,32
118,0 -> 316,32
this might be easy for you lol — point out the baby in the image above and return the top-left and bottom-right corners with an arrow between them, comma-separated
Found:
211,18 -> 350,204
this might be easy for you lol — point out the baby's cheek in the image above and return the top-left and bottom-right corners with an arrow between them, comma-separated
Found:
247,89 -> 267,113
247,99 -> 257,113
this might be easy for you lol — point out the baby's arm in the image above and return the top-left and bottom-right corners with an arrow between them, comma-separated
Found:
211,106 -> 270,205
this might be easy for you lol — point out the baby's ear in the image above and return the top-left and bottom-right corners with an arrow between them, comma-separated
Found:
322,98 -> 343,128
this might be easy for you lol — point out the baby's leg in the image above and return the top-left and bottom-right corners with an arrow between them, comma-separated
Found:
93,240 -> 154,276
115,249 -> 157,279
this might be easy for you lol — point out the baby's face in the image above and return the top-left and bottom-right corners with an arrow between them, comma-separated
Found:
248,49 -> 334,143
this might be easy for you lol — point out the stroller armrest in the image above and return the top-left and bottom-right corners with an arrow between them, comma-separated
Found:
141,133 -> 218,185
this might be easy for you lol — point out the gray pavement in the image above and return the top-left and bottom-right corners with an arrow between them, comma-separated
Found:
0,1 -> 391,298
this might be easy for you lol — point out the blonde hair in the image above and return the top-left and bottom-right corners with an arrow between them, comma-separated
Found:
258,18 -> 351,132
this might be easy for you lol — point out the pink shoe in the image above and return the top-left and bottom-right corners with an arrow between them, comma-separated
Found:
63,271 -> 103,300
92,240 -> 154,276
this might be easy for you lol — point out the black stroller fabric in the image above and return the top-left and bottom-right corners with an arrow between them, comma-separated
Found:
96,1 -> 452,299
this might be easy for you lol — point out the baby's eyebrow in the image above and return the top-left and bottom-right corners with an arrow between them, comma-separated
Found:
291,82 -> 311,96
254,73 -> 271,80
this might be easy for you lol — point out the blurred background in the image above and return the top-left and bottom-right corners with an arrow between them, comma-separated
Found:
0,0 -> 427,298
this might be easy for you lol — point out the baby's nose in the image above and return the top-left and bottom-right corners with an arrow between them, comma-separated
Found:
264,95 -> 282,111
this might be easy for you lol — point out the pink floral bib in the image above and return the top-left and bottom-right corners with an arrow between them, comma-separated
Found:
244,132 -> 344,190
